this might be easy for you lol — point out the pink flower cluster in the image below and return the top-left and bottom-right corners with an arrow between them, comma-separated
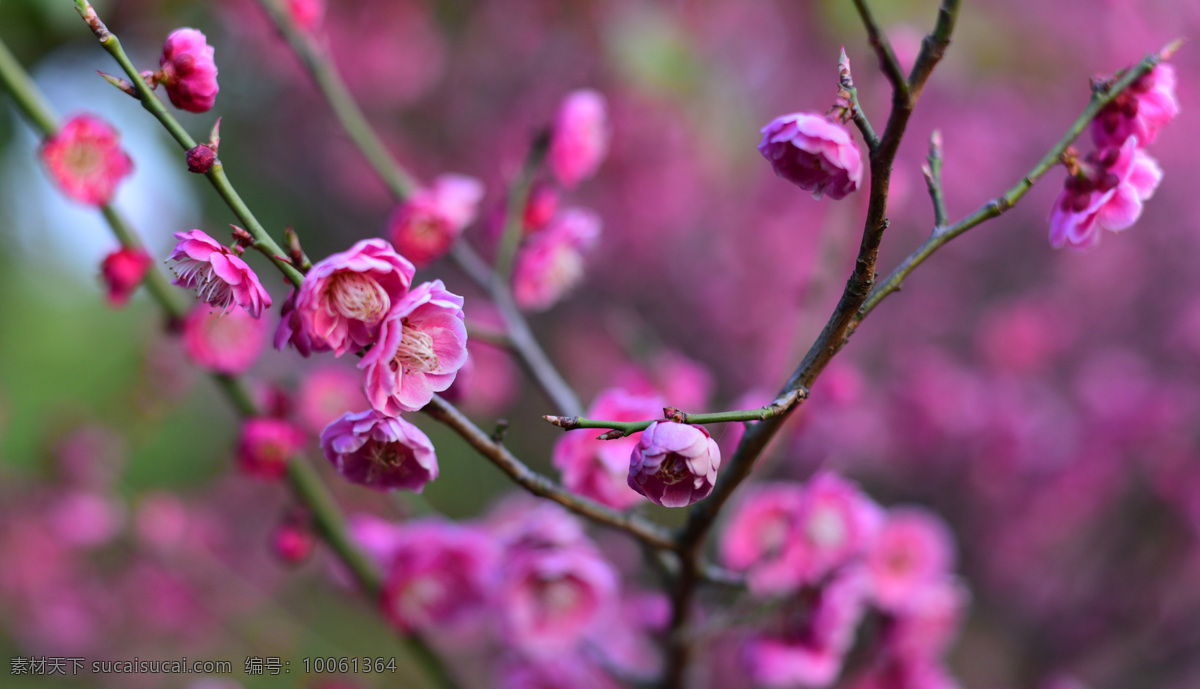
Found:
344,498 -> 656,681
1050,63 -> 1176,250
720,473 -> 966,687
386,174 -> 484,267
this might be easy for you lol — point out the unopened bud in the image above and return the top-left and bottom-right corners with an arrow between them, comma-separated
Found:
186,144 -> 216,173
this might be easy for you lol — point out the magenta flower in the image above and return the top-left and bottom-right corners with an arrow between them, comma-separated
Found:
500,546 -> 618,655
294,239 -> 416,357
549,90 -> 611,188
387,174 -> 485,267
885,577 -> 969,660
628,421 -> 720,507
1092,64 -> 1178,149
512,208 -> 600,311
273,289 -> 327,357
168,230 -> 272,317
158,29 -> 219,113
235,418 -> 306,480
866,508 -> 956,613
100,247 -> 152,306
758,113 -> 863,200
182,306 -> 267,374
720,483 -> 809,595
39,114 -> 133,206
553,388 -> 664,510
271,519 -> 315,564
360,280 -> 468,414
744,568 -> 870,688
1049,137 -> 1162,250
320,409 -> 438,492
379,520 -> 497,633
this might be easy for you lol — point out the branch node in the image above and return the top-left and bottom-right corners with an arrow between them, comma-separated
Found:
597,429 -> 627,441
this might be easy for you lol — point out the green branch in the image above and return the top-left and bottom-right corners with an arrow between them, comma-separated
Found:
543,389 -> 807,438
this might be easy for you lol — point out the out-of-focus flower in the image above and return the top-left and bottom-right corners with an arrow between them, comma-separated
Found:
158,29 -> 219,113
791,472 -> 884,583
745,568 -> 870,688
721,483 -> 809,595
48,491 -> 125,548
523,181 -> 560,234
512,208 -> 600,311
758,113 -> 862,200
271,519 -> 315,564
387,174 -> 484,267
294,239 -> 415,356
182,305 -> 268,374
168,230 -> 272,317
615,350 -> 715,412
379,520 -> 496,633
549,90 -> 611,188
100,247 -> 152,306
298,366 -> 364,435
487,496 -> 588,551
553,388 -> 663,509
235,418 -> 306,480
1049,137 -> 1162,250
360,280 -> 467,414
320,409 -> 438,492
499,545 -> 618,655
134,492 -> 189,552
886,578 -> 969,660
866,508 -> 956,613
286,0 -> 326,32
1092,64 -> 1178,149
628,421 -> 720,507
498,655 -> 623,689
54,424 -> 126,490
39,114 -> 133,206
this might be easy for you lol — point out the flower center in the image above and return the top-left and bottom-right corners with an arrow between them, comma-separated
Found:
399,575 -> 446,622
806,506 -> 847,549
537,576 -> 582,616
65,142 -> 102,177
327,272 -> 390,325
391,319 -> 439,375
365,439 -> 411,469
656,454 -> 691,485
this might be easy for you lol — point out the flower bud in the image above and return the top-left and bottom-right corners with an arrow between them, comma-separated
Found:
186,144 -> 216,173
627,421 -> 720,507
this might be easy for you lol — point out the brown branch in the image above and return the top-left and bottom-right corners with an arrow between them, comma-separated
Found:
850,0 -> 910,102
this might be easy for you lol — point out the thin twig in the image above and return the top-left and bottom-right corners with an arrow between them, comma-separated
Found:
421,395 -> 675,550
71,0 -> 304,288
849,43 -> 1175,332
838,47 -> 879,150
908,0 -> 962,100
543,389 -> 806,437
494,131 -> 551,281
922,130 -> 947,229
849,0 -> 910,102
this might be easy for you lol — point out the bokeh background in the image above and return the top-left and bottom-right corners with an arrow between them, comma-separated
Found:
2,0 -> 1200,688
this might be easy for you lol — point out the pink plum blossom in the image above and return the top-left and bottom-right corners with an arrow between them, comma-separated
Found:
499,545 -> 618,655
628,421 -> 720,507
1092,64 -> 1178,149
553,388 -> 664,509
360,280 -> 467,414
1049,137 -> 1162,250
235,418 -> 306,480
867,508 -> 956,613
548,89 -> 611,188
745,568 -> 871,688
885,577 -> 969,660
387,174 -> 484,266
758,112 -> 863,200
294,239 -> 416,356
320,409 -> 438,492
182,305 -> 268,374
48,491 -> 124,548
720,483 -> 809,595
39,114 -> 133,206
298,366 -> 365,435
159,29 -> 219,113
512,208 -> 600,311
168,230 -> 272,317
487,496 -> 589,551
379,520 -> 496,633
100,247 -> 152,306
